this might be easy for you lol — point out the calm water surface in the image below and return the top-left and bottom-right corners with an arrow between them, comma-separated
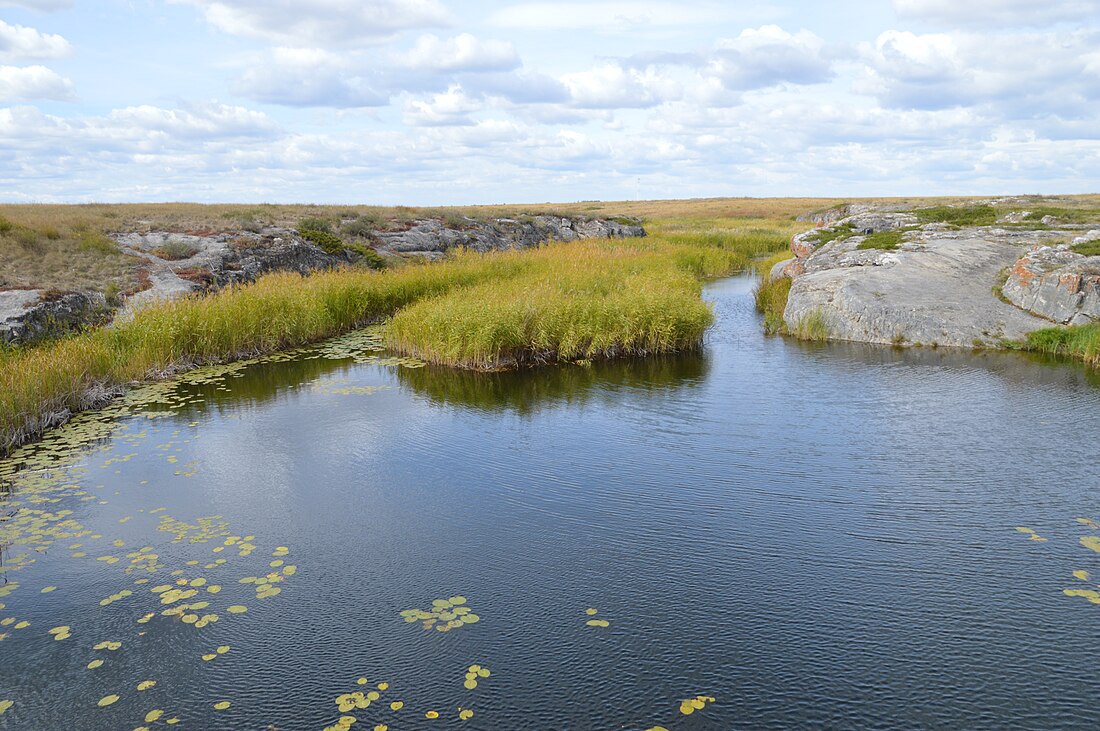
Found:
2,275 -> 1100,730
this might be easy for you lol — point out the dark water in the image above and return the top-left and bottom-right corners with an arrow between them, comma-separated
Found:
3,275 -> 1100,730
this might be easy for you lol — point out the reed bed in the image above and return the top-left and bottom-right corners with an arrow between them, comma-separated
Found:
0,215 -> 794,453
1021,323 -> 1100,367
386,243 -> 713,369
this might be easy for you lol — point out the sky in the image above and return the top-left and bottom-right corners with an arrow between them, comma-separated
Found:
0,0 -> 1098,204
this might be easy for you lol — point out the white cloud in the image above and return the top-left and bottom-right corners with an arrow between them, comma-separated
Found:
561,63 -> 680,108
0,21 -> 71,61
403,33 -> 519,73
0,0 -> 71,10
403,84 -> 482,126
709,26 -> 833,89
893,0 -> 1100,27
103,102 -> 276,140
488,1 -> 750,30
234,48 -> 387,107
858,29 -> 1100,112
173,0 -> 451,46
0,64 -> 73,101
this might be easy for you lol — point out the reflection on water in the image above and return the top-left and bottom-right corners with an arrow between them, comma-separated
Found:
396,352 -> 709,414
1,275 -> 1099,730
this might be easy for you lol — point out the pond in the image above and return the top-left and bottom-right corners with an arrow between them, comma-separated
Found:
2,275 -> 1100,730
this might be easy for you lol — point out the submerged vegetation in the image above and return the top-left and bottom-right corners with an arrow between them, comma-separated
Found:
0,205 -> 798,453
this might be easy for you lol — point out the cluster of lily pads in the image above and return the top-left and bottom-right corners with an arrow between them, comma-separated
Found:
584,607 -> 610,628
463,663 -> 491,690
400,595 -> 480,632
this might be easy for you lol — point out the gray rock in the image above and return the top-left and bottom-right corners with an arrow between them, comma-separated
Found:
783,224 -> 1066,347
0,289 -> 107,344
113,228 -> 347,320
768,258 -> 796,281
1002,245 -> 1100,325
373,216 -> 644,256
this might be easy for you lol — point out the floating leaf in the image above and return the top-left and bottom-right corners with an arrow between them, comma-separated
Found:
585,608 -> 598,615
137,680 -> 156,691
390,701 -> 404,711
213,701 -> 231,710
87,660 -> 104,669
425,710 -> 439,719
0,700 -> 12,715
227,605 -> 248,614
586,619 -> 610,628
1073,570 -> 1090,581
145,710 -> 164,723
1082,536 -> 1100,553
459,709 -> 474,720
97,694 -> 120,707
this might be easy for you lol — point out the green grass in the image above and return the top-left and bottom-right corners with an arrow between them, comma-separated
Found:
793,309 -> 830,341
1020,323 -> 1100,367
753,275 -> 791,335
856,230 -> 906,250
1072,241 -> 1100,257
1021,207 -> 1100,225
914,205 -> 997,227
0,213 -> 798,453
805,222 -> 855,246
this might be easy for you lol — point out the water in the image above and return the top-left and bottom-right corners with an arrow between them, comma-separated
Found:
2,275 -> 1100,730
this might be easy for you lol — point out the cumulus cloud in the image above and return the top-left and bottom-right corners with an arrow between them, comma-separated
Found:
708,26 -> 833,89
173,0 -> 451,46
561,63 -> 680,108
0,21 -> 71,61
487,1 -> 747,30
403,33 -> 519,73
893,0 -> 1100,28
858,29 -> 1100,112
0,0 -> 72,10
403,84 -> 482,126
0,64 -> 73,101
235,48 -> 387,107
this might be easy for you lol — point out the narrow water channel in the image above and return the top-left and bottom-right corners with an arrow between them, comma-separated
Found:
2,275 -> 1099,730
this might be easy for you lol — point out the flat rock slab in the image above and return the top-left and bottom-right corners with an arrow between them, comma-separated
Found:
785,235 -> 1053,347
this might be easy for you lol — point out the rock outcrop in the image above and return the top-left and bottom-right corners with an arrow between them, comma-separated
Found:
1,290 -> 107,344
773,207 -> 1098,348
1,214 -> 645,337
374,216 -> 645,259
1002,243 -> 1100,325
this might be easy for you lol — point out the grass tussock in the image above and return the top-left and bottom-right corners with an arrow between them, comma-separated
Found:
793,309 -> 830,341
386,244 -> 713,369
753,275 -> 792,335
1021,323 -> 1100,367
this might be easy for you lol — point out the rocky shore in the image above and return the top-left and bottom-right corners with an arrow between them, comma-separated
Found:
770,202 -> 1100,348
0,214 -> 644,343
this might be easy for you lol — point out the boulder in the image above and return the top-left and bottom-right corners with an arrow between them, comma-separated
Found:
782,222 -> 1065,347
1002,245 -> 1100,325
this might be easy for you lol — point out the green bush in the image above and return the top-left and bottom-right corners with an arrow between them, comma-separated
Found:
299,228 -> 347,254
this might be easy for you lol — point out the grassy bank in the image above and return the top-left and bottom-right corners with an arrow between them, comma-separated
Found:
0,204 -> 798,453
1020,323 -> 1100,367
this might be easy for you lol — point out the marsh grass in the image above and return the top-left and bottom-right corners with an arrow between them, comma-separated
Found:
793,310 -> 830,341
1020,324 -> 1100,367
0,208 -> 798,452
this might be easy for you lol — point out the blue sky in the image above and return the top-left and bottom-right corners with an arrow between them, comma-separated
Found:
0,0 -> 1098,204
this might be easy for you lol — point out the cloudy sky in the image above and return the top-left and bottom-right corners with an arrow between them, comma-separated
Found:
1,0 -> 1098,204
